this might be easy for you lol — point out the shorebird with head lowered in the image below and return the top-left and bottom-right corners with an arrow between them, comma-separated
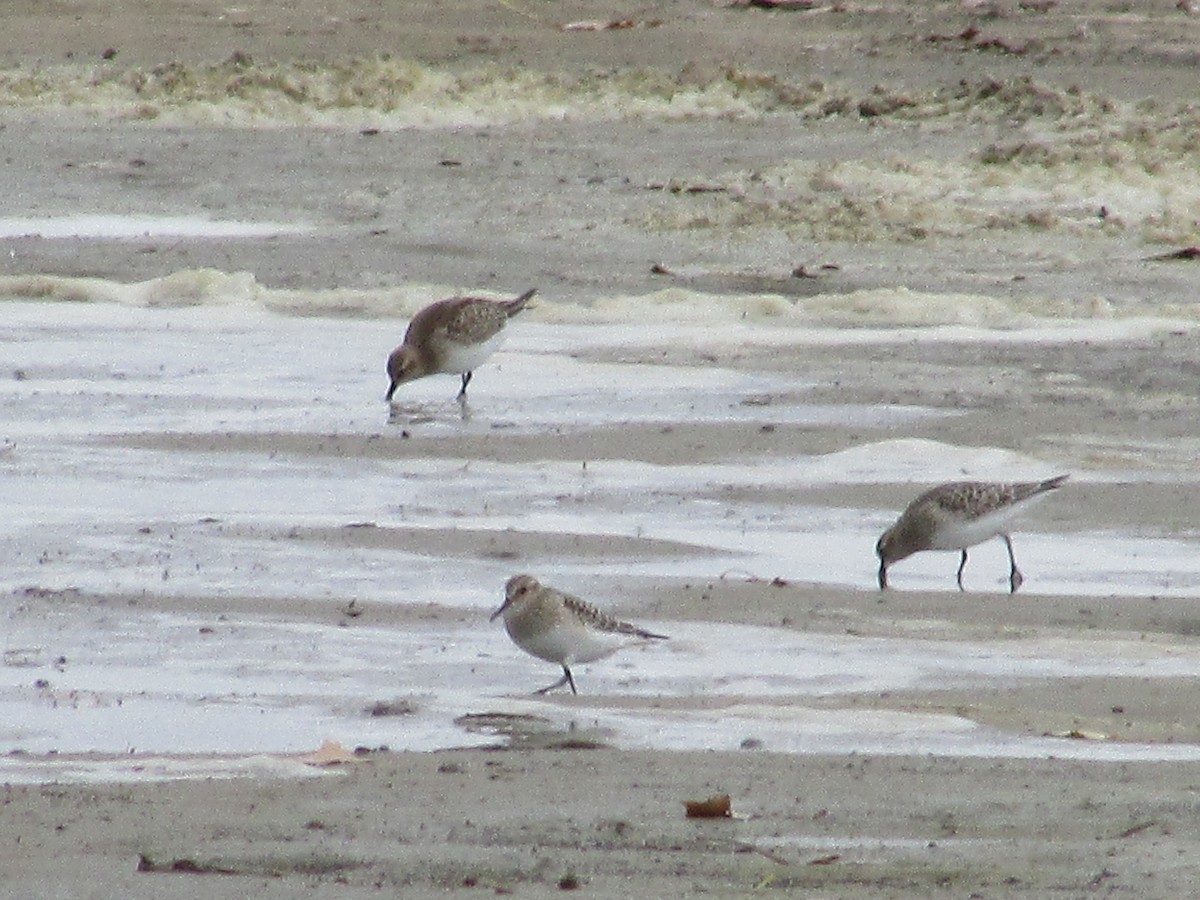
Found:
876,474 -> 1068,593
490,574 -> 668,695
385,288 -> 535,402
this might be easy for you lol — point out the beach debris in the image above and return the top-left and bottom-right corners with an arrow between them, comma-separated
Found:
793,262 -> 840,279
560,18 -> 662,31
925,26 -> 1032,54
455,712 -> 611,750
736,843 -> 790,866
365,698 -> 417,717
1115,820 -> 1157,839
137,855 -> 237,875
1047,728 -> 1109,741
298,739 -> 359,767
1147,247 -> 1200,261
138,852 -> 361,878
644,179 -> 728,194
650,263 -> 675,275
561,19 -> 634,30
684,793 -> 733,818
2,648 -> 41,667
730,0 -> 825,10
718,568 -> 790,587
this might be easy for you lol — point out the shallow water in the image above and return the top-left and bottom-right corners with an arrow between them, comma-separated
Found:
2,294 -> 1198,782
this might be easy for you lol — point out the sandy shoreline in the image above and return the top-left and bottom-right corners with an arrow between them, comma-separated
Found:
7,748 -> 1200,897
4,1 -> 1200,309
4,1 -> 1200,897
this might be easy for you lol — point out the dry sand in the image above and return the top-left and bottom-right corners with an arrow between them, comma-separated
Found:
3,1 -> 1200,897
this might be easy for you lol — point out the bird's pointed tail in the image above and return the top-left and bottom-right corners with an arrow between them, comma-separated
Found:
503,288 -> 537,317
1038,473 -> 1070,494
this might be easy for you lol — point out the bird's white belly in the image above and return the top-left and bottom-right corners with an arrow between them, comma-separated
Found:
929,505 -> 1023,550
439,332 -> 506,374
511,622 -> 625,667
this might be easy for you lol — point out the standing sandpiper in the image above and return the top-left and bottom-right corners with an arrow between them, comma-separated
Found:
876,474 -> 1068,593
490,574 -> 668,695
385,288 -> 535,402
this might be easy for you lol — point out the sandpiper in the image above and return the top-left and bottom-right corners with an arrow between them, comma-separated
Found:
385,288 -> 535,402
876,474 -> 1068,593
490,574 -> 668,695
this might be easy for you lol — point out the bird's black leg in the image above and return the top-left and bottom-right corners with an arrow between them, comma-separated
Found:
1002,533 -> 1024,593
535,667 -> 574,695
456,370 -> 473,401
956,549 -> 969,591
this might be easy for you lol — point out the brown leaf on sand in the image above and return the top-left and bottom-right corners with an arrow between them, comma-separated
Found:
684,794 -> 733,818
298,739 -> 359,767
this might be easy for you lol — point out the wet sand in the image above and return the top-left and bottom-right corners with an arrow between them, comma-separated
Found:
4,1 -> 1200,897
7,746 -> 1200,898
